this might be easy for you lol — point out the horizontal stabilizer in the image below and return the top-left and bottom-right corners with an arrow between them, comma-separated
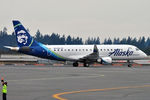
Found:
4,46 -> 19,51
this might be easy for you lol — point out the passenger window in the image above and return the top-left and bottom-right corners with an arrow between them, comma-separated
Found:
107,49 -> 109,51
76,49 -> 78,51
86,49 -> 88,51
82,49 -> 84,51
72,49 -> 74,51
68,49 -> 70,51
79,49 -> 81,51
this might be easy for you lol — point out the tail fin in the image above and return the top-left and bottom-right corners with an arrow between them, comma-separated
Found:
12,20 -> 34,47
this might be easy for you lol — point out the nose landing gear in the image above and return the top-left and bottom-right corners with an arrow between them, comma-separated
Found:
127,60 -> 132,67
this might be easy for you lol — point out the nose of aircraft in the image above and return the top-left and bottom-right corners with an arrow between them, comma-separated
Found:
141,51 -> 147,58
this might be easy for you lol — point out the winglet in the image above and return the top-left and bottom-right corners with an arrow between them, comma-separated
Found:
93,44 -> 99,53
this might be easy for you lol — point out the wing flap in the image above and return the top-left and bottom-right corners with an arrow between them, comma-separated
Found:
77,45 -> 100,61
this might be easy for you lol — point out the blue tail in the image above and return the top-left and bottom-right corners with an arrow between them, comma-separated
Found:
12,20 -> 66,61
12,20 -> 37,47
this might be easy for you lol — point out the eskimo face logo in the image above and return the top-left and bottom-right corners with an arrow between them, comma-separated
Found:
17,30 -> 28,45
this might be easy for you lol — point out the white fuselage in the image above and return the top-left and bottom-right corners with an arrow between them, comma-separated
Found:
45,45 -> 147,61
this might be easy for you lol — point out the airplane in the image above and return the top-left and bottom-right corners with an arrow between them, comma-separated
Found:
5,20 -> 147,67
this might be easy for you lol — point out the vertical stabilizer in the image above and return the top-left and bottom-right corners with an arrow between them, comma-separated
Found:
12,20 -> 34,47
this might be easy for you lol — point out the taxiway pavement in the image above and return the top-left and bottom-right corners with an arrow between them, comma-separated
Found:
0,65 -> 150,100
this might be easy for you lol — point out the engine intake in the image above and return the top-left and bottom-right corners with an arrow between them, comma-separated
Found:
97,57 -> 112,64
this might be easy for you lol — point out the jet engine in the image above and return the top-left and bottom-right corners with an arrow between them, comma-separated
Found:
97,57 -> 112,64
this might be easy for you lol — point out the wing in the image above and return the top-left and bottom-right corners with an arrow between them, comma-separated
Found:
78,45 -> 99,62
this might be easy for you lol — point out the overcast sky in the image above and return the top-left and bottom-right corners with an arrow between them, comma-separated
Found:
0,0 -> 150,41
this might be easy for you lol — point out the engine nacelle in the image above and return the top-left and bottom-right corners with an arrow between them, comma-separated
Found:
97,58 -> 101,63
98,57 -> 112,64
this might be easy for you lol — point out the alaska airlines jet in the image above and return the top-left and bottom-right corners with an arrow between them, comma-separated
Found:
5,20 -> 147,67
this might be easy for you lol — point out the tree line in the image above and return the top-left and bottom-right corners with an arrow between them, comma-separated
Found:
0,27 -> 150,55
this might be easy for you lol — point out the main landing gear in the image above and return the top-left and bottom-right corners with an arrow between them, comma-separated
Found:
83,63 -> 89,67
73,62 -> 90,67
73,62 -> 79,67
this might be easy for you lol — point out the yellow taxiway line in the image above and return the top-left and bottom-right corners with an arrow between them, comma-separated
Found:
52,85 -> 150,100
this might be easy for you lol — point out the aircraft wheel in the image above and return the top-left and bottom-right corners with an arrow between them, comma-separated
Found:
84,63 -> 89,67
127,60 -> 132,67
73,62 -> 78,67
128,64 -> 132,67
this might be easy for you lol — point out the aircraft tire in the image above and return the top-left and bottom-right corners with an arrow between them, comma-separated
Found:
127,60 -> 132,67
84,63 -> 89,67
128,64 -> 132,67
73,62 -> 78,67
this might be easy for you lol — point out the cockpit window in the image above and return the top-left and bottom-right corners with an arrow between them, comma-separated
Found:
136,48 -> 139,51
128,47 -> 132,49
